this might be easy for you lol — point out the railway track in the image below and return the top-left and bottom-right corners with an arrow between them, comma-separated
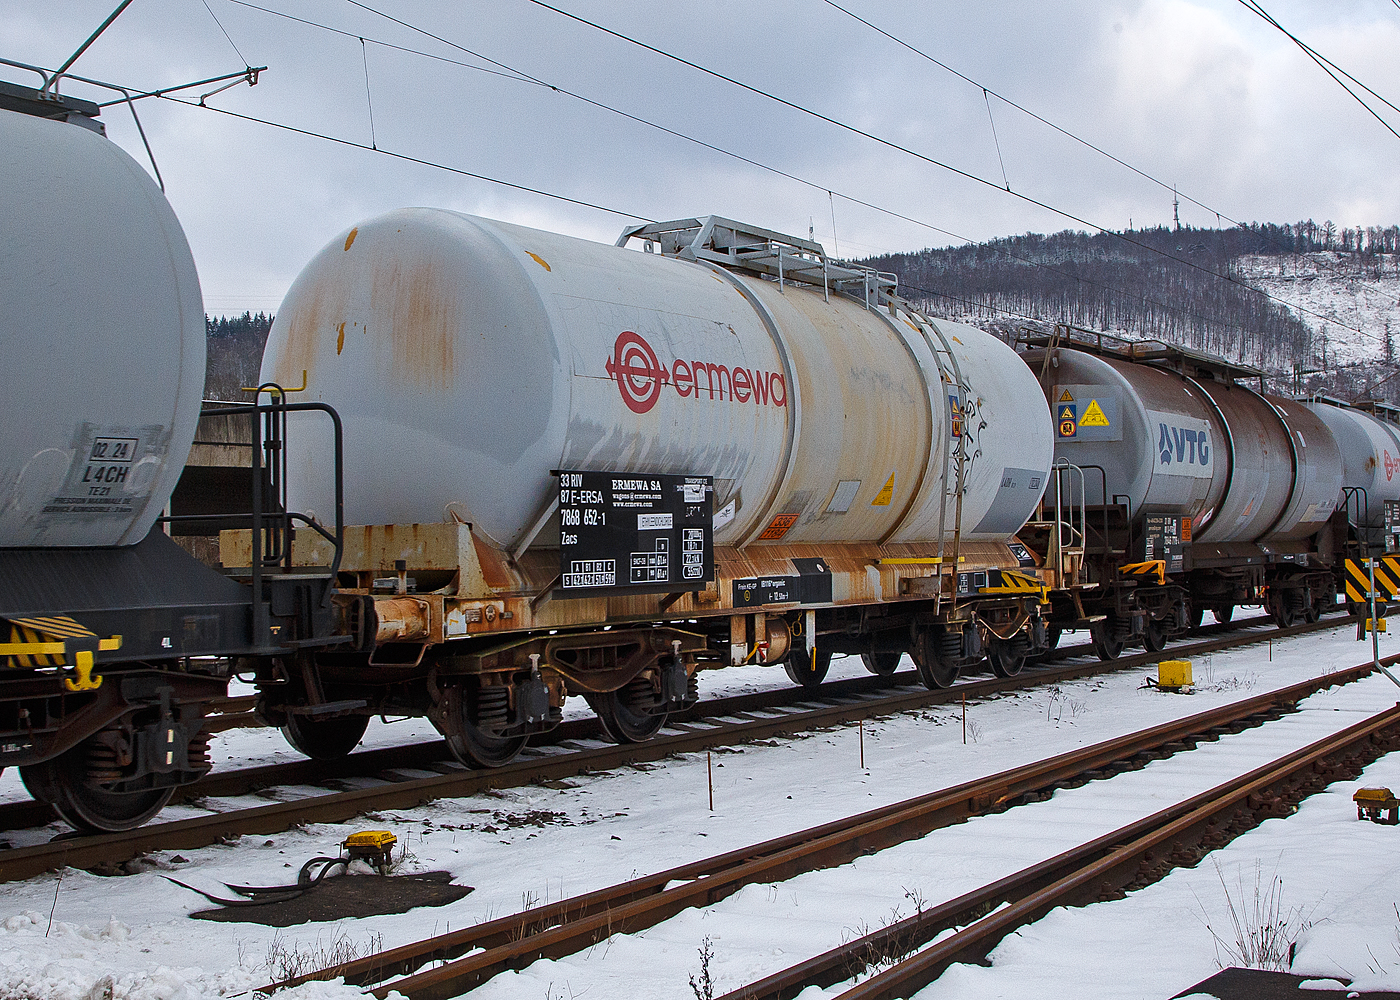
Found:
262,648 -> 1394,998
737,702 -> 1400,1000
0,613 -> 1349,883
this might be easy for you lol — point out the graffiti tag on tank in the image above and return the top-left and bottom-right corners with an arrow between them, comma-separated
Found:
1147,409 -> 1213,475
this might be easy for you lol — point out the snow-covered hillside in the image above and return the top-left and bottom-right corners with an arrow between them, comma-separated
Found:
1235,252 -> 1400,395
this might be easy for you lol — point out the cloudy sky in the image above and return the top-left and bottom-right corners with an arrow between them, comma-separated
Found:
4,0 -> 1399,314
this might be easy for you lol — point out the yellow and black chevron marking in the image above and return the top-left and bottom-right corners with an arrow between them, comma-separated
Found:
1120,560 -> 1167,586
0,616 -> 121,692
981,569 -> 1049,602
1345,557 -> 1400,603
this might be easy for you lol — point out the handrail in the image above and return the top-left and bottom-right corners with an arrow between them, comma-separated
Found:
165,393 -> 344,631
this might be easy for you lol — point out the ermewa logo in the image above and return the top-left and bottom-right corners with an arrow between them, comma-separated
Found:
1157,422 -> 1210,467
1386,449 -> 1397,482
605,330 -> 787,415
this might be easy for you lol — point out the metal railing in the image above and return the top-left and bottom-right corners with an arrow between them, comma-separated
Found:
161,386 -> 344,644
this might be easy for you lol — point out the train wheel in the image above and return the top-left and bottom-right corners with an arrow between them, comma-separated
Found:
861,651 -> 902,677
282,712 -> 369,760
1187,606 -> 1204,630
20,741 -> 173,833
1214,605 -> 1234,624
1046,626 -> 1062,650
438,685 -> 528,768
455,723 -> 529,767
587,680 -> 667,743
784,643 -> 833,689
1304,600 -> 1322,624
1143,619 -> 1169,653
987,639 -> 1027,678
911,628 -> 959,689
1268,593 -> 1299,628
1091,618 -> 1124,661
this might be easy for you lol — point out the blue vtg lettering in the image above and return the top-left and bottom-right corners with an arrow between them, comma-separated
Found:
1157,422 -> 1210,468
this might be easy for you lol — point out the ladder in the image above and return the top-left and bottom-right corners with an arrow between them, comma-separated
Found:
901,304 -> 971,615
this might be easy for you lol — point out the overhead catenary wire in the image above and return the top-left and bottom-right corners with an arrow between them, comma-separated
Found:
201,0 -> 252,67
323,0 -> 1306,350
207,0 -> 1369,365
820,0 -> 1240,227
829,0 -> 1399,320
359,36 -> 377,149
231,0 -> 1397,327
157,95 -> 652,222
1239,0 -> 1400,142
521,0 -> 1384,346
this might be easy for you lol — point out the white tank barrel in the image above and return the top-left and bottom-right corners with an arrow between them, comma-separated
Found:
263,210 -> 1051,551
0,109 -> 205,547
1305,400 -> 1400,538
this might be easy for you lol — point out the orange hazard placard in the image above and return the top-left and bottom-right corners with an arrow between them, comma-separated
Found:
758,513 -> 799,540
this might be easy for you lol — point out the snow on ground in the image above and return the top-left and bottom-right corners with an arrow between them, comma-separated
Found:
1,619 -> 1397,999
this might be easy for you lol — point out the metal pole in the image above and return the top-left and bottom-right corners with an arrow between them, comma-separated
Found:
1369,559 -> 1400,689
48,0 -> 136,92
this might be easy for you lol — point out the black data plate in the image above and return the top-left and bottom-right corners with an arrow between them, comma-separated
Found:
732,558 -> 833,607
557,471 -> 713,596
1142,513 -> 1188,573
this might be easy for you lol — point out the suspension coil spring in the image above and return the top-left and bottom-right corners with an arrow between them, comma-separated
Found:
474,686 -> 509,730
621,676 -> 657,710
939,628 -> 963,661
187,732 -> 212,771
84,739 -> 123,784
686,669 -> 699,703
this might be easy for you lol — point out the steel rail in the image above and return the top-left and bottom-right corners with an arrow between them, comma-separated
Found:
0,615 -> 1351,877
263,650 -> 1389,997
819,704 -> 1400,1000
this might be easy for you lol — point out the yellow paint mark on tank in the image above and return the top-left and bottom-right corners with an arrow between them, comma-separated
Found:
526,251 -> 552,272
344,227 -> 358,251
336,321 -> 346,355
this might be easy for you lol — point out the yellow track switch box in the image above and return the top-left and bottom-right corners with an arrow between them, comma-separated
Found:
1157,659 -> 1193,689
343,830 -> 398,873
1354,787 -> 1399,824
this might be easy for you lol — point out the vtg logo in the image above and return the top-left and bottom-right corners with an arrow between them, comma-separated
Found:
605,331 -> 787,415
1158,423 -> 1210,467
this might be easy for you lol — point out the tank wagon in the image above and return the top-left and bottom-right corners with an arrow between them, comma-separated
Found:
1302,396 -> 1400,559
1017,330 -> 1360,657
242,211 -> 1057,766
0,92 -> 344,831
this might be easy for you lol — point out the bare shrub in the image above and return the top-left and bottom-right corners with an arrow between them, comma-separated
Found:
1195,860 -> 1314,971
265,927 -> 384,981
689,935 -> 716,1000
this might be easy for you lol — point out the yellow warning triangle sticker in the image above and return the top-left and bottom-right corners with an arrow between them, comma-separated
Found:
871,473 -> 895,506
1080,399 -> 1111,427
1058,389 -> 1074,402
1059,406 -> 1075,421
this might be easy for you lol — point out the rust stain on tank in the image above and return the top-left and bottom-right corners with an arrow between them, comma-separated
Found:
369,254 -> 457,390
1367,454 -> 1378,471
271,282 -> 328,388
